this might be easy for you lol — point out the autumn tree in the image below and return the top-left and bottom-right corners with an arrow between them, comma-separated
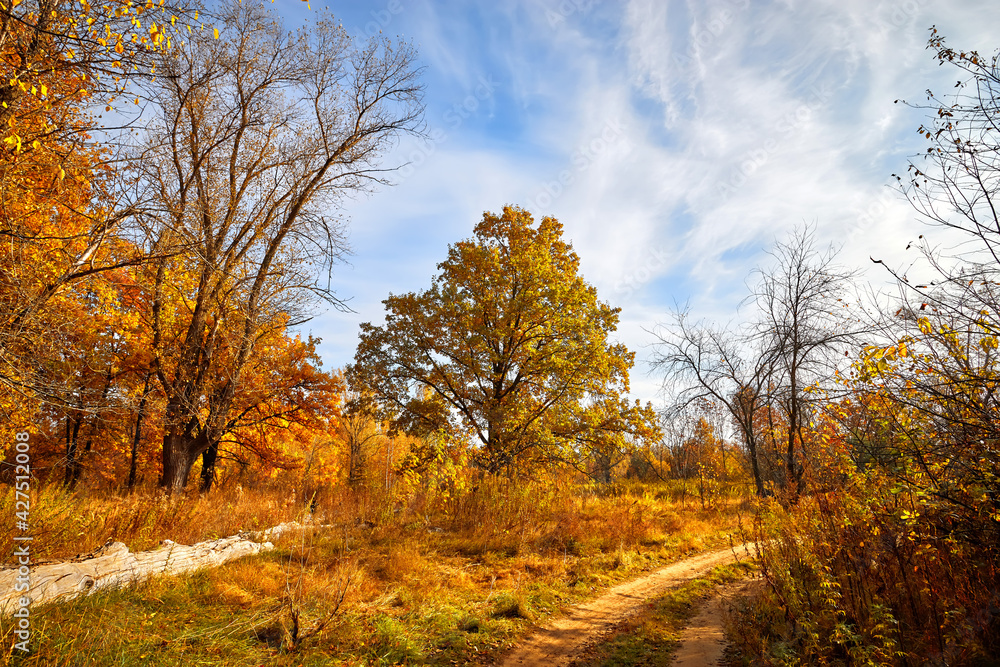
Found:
0,37 -> 112,405
0,0 -> 196,124
651,312 -> 774,496
752,227 -> 858,494
0,0 -> 198,404
348,206 -> 659,475
196,329 -> 343,493
862,29 -> 1000,552
852,30 -> 1000,515
336,392 -> 387,488
137,0 -> 423,491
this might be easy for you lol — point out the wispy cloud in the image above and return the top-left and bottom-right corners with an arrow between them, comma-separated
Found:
289,0 -> 1000,404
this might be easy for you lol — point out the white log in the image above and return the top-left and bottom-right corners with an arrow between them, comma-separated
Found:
0,532 -> 275,615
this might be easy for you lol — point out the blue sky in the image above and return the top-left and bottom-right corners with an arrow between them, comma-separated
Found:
273,0 -> 1000,404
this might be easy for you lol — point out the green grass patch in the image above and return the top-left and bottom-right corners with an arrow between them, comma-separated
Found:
575,561 -> 756,667
1,482 -> 753,665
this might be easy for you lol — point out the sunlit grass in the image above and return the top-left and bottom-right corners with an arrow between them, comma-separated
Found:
0,478 -> 752,665
0,483 -> 305,562
575,561 -> 756,667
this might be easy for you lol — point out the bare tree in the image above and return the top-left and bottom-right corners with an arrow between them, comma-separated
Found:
885,27 -> 1000,368
751,227 -> 859,494
652,227 -> 859,498
138,0 -> 423,491
650,312 -> 775,497
895,28 -> 1000,267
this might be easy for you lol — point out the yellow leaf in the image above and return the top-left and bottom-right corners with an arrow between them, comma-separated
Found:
213,27 -> 219,39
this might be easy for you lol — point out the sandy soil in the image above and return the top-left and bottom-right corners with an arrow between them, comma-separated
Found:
671,580 -> 753,666
497,542 -> 755,667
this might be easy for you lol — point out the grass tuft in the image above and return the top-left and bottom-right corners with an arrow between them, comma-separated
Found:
0,477 -> 750,665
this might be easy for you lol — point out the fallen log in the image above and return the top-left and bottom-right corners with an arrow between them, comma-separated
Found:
0,530 -> 280,615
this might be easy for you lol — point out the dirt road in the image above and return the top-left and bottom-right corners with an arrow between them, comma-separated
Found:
670,580 -> 753,666
498,542 -> 755,667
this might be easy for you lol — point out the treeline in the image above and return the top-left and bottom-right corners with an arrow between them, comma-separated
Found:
0,2 -> 664,497
654,32 -> 1000,664
0,0 -> 423,492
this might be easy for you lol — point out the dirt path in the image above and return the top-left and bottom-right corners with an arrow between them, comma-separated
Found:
671,580 -> 752,666
498,542 -> 755,667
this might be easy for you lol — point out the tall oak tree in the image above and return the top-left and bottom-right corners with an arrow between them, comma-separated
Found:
349,206 -> 659,474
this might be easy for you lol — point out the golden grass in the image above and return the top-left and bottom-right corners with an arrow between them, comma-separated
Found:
0,483 -> 306,563
0,476 -> 752,665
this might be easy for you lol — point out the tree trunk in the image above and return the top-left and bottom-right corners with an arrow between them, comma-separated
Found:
161,447 -> 194,493
347,434 -> 363,487
0,530 -> 277,615
786,371 -> 798,495
160,428 -> 203,493
128,374 -> 151,490
746,434 -> 766,497
200,440 -> 218,493
65,415 -> 82,488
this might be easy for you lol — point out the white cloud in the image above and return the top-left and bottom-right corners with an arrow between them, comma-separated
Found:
301,0 -> 1000,406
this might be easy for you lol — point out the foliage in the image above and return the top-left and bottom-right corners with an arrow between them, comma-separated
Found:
0,0 -> 424,496
349,206 -> 660,475
0,0 -> 200,403
733,391 -> 1000,664
0,476 -> 746,665
727,32 -> 1000,665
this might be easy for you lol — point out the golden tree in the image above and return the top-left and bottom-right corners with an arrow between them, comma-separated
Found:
349,206 -> 659,475
137,0 -> 423,491
0,0 -> 196,406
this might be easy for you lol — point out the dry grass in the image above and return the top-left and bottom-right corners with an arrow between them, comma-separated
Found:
0,483 -> 305,563
574,561 -> 756,667
0,476 -> 751,665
